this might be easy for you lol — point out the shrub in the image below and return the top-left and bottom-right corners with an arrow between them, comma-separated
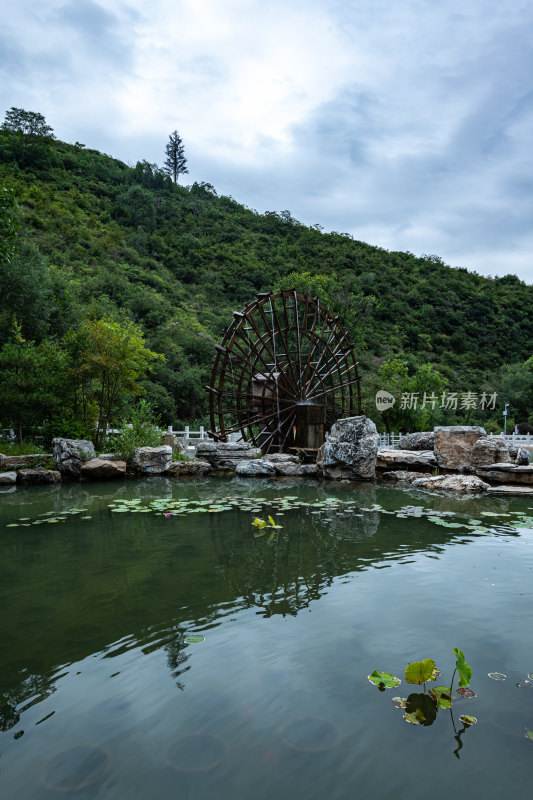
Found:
113,400 -> 162,465
0,440 -> 47,455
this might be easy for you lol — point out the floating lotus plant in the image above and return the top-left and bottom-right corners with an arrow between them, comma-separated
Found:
367,670 -> 401,691
252,515 -> 283,537
369,648 -> 476,731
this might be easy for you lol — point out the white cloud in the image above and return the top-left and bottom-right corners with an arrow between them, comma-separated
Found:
1,0 -> 532,281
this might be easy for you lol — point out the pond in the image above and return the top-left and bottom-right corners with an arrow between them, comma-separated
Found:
1,477 -> 532,799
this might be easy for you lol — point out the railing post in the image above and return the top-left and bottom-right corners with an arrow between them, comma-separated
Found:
185,425 -> 189,442
167,425 -> 173,433
200,426 -> 205,439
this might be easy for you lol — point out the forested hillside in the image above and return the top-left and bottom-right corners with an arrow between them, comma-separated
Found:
1,114 -> 532,442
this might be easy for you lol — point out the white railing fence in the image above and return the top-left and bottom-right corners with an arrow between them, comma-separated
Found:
489,432 -> 533,445
378,432 -> 405,449
166,425 -> 209,441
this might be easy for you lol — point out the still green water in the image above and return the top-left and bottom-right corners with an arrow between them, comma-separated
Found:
1,477 -> 532,799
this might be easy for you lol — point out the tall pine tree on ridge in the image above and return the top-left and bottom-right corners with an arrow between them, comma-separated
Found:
164,130 -> 188,184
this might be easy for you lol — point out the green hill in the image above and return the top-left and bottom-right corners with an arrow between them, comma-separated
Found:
1,119 -> 532,440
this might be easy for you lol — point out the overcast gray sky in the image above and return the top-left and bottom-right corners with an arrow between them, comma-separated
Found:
2,0 -> 532,281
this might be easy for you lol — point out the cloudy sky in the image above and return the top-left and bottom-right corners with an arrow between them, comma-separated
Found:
2,0 -> 533,281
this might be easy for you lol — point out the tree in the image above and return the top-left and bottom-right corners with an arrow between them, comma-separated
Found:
0,327 -> 69,443
2,107 -> 55,138
1,108 -> 55,167
368,358 -> 448,432
164,130 -> 188,184
0,241 -> 52,344
67,317 -> 163,446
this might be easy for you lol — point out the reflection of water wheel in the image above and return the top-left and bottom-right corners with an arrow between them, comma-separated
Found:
207,290 -> 362,453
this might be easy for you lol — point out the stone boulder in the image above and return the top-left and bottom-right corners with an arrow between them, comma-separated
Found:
131,445 -> 172,474
263,453 -> 299,464
52,438 -> 95,478
235,459 -> 276,477
486,485 -> 533,496
433,426 -> 486,471
411,474 -> 490,493
167,460 -> 213,477
0,471 -> 17,485
295,464 -> 321,477
17,468 -> 61,485
196,440 -> 263,469
321,416 -> 379,480
475,464 -> 533,485
507,444 -> 530,465
81,458 -> 127,479
381,470 -> 428,483
273,462 -> 299,476
470,437 -> 510,467
377,449 -> 437,471
397,432 -> 435,451
0,453 -> 52,469
273,462 -> 321,477
161,433 -> 187,454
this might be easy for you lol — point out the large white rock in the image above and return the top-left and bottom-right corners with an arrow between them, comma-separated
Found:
377,449 -> 437,470
411,474 -> 490,493
470,437 -> 510,467
0,471 -> 17,485
433,426 -> 486,470
167,460 -> 213,476
17,468 -> 61,485
132,445 -> 172,474
475,464 -> 533,485
507,444 -> 530,465
381,470 -> 428,483
235,459 -> 276,476
397,432 -> 435,451
196,440 -> 263,469
263,453 -> 299,464
273,462 -> 300,476
81,458 -> 127,479
321,416 -> 379,480
52,438 -> 95,477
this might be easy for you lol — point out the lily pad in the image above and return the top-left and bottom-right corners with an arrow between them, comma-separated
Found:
488,672 -> 506,681
459,715 -> 477,726
429,686 -> 452,709
405,659 -> 436,685
516,679 -> 531,688
184,635 -> 205,644
368,670 -> 401,690
457,687 -> 476,698
525,728 -> 533,741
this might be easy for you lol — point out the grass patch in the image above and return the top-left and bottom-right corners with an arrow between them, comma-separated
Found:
0,440 -> 47,456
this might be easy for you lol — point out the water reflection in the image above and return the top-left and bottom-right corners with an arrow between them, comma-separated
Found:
0,478 -> 524,752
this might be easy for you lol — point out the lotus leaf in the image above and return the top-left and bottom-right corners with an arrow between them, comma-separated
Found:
368,670 -> 401,690
405,659 -> 436,685
459,715 -> 477,726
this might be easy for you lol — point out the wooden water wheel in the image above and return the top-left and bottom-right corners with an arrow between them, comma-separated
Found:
206,290 -> 362,453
